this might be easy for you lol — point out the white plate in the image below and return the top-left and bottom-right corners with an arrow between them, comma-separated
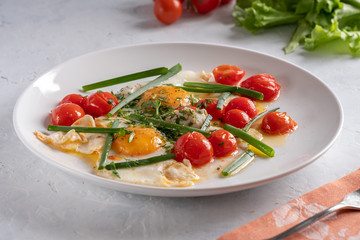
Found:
13,43 -> 343,197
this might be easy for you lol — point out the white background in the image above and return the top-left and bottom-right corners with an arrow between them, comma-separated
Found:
1,1 -> 360,239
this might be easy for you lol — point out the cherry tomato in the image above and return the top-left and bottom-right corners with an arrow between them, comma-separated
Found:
196,99 -> 225,120
51,103 -> 85,126
261,112 -> 297,135
174,132 -> 214,167
213,65 -> 245,86
240,74 -> 281,101
190,0 -> 221,14
154,0 -> 182,24
208,130 -> 237,157
223,109 -> 250,129
84,92 -> 118,117
225,97 -> 257,118
59,94 -> 87,108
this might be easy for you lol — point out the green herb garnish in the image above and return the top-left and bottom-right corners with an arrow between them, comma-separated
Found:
105,153 -> 176,169
223,124 -> 274,157
98,120 -> 120,170
221,150 -> 255,177
107,63 -> 182,117
82,67 -> 168,92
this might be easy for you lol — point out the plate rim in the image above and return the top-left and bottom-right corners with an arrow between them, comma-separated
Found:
13,42 -> 344,197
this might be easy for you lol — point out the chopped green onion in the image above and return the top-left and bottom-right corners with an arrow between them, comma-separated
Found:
221,150 -> 255,177
47,125 -> 126,134
128,131 -> 135,143
179,86 -> 230,93
201,114 -> 213,131
223,124 -> 274,157
82,67 -> 168,92
105,153 -> 176,169
217,92 -> 231,110
98,120 -> 120,170
107,63 -> 182,117
129,113 -> 211,138
182,82 -> 264,100
243,107 -> 280,132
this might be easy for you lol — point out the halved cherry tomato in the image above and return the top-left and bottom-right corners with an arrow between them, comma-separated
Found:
208,129 -> 237,157
51,103 -> 85,126
190,0 -> 221,14
84,92 -> 118,117
213,65 -> 245,86
261,112 -> 297,135
223,109 -> 250,129
225,97 -> 257,118
59,94 -> 87,109
154,0 -> 182,24
174,132 -> 213,167
196,99 -> 225,120
240,74 -> 281,101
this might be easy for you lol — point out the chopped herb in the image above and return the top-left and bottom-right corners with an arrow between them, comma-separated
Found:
128,131 -> 136,143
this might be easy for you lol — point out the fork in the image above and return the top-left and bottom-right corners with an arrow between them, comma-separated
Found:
266,188 -> 360,240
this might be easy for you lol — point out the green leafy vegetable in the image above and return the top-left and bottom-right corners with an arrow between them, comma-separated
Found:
233,0 -> 360,55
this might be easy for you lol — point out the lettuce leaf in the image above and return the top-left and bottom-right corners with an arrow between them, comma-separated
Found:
233,0 -> 360,55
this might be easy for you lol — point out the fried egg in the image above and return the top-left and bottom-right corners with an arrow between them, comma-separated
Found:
35,70 -> 276,188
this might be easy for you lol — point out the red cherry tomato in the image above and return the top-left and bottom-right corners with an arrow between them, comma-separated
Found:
261,112 -> 297,135
190,0 -> 221,14
196,99 -> 225,120
51,103 -> 85,126
59,94 -> 87,108
223,109 -> 250,129
225,97 -> 257,118
213,65 -> 245,86
154,0 -> 182,24
240,74 -> 281,101
208,130 -> 237,157
174,132 -> 214,167
84,92 -> 118,117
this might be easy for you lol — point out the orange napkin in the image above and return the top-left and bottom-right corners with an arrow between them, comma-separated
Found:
218,169 -> 360,240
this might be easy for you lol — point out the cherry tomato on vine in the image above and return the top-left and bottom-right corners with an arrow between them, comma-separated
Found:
213,65 -> 245,86
59,94 -> 87,109
196,99 -> 225,120
84,92 -> 118,117
154,0 -> 183,24
51,103 -> 85,126
208,130 -> 237,157
174,132 -> 214,167
240,74 -> 281,101
223,109 -> 250,129
261,112 -> 297,135
225,97 -> 257,118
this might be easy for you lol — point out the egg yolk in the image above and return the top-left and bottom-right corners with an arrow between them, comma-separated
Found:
138,86 -> 191,109
111,126 -> 164,156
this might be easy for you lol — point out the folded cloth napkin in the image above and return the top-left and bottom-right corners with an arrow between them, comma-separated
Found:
218,168 -> 360,240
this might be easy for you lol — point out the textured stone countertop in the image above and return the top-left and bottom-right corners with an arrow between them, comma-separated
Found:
1,1 -> 360,239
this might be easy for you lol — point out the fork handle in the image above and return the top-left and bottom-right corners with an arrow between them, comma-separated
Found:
266,203 -> 345,240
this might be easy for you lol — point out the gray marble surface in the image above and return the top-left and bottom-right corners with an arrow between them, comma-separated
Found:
1,1 -> 360,239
